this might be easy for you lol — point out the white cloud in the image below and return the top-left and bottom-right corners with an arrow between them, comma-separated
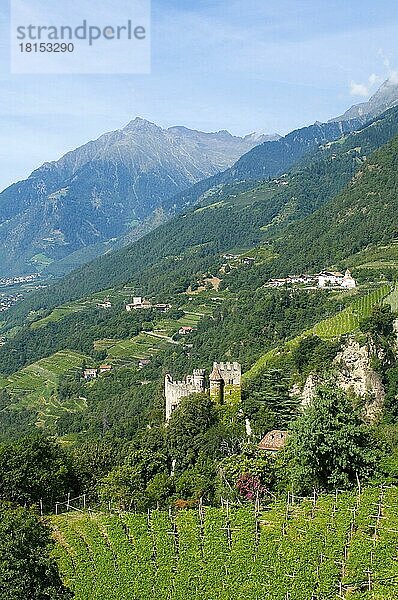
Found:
387,70 -> 398,84
350,81 -> 370,97
350,71 -> 385,97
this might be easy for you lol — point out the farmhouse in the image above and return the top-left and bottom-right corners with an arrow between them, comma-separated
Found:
265,274 -> 317,288
154,303 -> 172,312
139,359 -> 151,369
96,300 -> 112,309
258,430 -> 288,452
83,368 -> 97,380
178,326 -> 194,335
99,364 -> 112,374
222,253 -> 239,260
318,271 -> 344,288
241,257 -> 255,265
126,296 -> 152,311
318,269 -> 356,289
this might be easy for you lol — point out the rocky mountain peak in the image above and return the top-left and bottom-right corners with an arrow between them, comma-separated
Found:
331,77 -> 398,123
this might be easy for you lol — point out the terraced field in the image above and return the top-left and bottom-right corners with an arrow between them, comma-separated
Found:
94,310 -> 205,363
313,284 -> 390,339
346,243 -> 398,273
105,332 -> 175,362
1,350 -> 88,395
0,350 -> 89,427
52,486 -> 398,600
155,311 -> 204,335
30,287 -> 136,329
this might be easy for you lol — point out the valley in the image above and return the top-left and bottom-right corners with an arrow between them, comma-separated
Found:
2,75 -> 398,600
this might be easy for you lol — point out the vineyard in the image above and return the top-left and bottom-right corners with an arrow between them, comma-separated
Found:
0,349 -> 88,398
52,487 -> 398,599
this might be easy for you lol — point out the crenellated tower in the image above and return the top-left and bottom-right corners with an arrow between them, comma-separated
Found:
165,362 -> 241,420
210,361 -> 241,405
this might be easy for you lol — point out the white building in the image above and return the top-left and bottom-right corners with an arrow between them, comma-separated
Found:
318,271 -> 344,288
318,269 -> 356,289
126,297 -> 152,311
341,269 -> 356,289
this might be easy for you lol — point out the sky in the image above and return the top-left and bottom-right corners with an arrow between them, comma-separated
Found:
1,0 -> 398,189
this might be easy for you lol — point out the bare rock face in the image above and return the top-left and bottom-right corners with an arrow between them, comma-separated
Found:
291,374 -> 319,408
334,339 -> 385,420
290,337 -> 385,421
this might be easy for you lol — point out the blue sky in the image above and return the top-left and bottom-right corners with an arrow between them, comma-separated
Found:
1,0 -> 398,189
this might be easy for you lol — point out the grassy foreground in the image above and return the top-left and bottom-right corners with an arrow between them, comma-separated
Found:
52,487 -> 398,599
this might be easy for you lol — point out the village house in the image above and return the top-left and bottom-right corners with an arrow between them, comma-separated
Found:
126,296 -> 152,311
83,368 -> 97,381
154,303 -> 172,313
318,269 -> 356,289
241,257 -> 255,265
265,274 -> 317,288
178,326 -> 194,335
96,299 -> 112,309
318,271 -> 344,288
222,253 -> 239,260
258,430 -> 288,452
138,359 -> 151,369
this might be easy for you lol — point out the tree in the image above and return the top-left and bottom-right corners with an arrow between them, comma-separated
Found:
360,304 -> 397,370
0,502 -> 72,599
217,443 -> 276,502
0,435 -> 77,510
99,465 -> 145,511
145,473 -> 175,509
287,384 -> 380,494
175,459 -> 216,504
167,394 -> 216,471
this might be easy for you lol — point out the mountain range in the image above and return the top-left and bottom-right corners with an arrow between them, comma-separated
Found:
6,100 -> 398,330
2,78 -> 398,279
0,119 -> 277,276
0,77 -> 396,289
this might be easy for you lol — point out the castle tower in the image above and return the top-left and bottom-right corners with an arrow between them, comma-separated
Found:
193,369 -> 206,390
209,364 -> 224,404
212,361 -> 241,405
165,362 -> 242,421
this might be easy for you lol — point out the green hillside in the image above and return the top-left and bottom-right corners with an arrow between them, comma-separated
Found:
52,487 -> 398,600
244,284 -> 392,380
269,133 -> 398,275
5,106 -> 398,330
0,350 -> 88,398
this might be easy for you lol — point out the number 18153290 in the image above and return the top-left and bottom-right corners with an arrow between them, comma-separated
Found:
19,42 -> 74,53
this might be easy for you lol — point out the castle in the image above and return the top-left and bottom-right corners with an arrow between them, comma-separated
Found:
165,362 -> 241,420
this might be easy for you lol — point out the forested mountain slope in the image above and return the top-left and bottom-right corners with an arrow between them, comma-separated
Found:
167,117 -> 365,211
269,132 -> 398,275
4,106 -> 398,329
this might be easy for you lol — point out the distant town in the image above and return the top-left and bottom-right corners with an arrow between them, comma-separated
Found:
0,273 -> 46,312
0,273 -> 41,288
